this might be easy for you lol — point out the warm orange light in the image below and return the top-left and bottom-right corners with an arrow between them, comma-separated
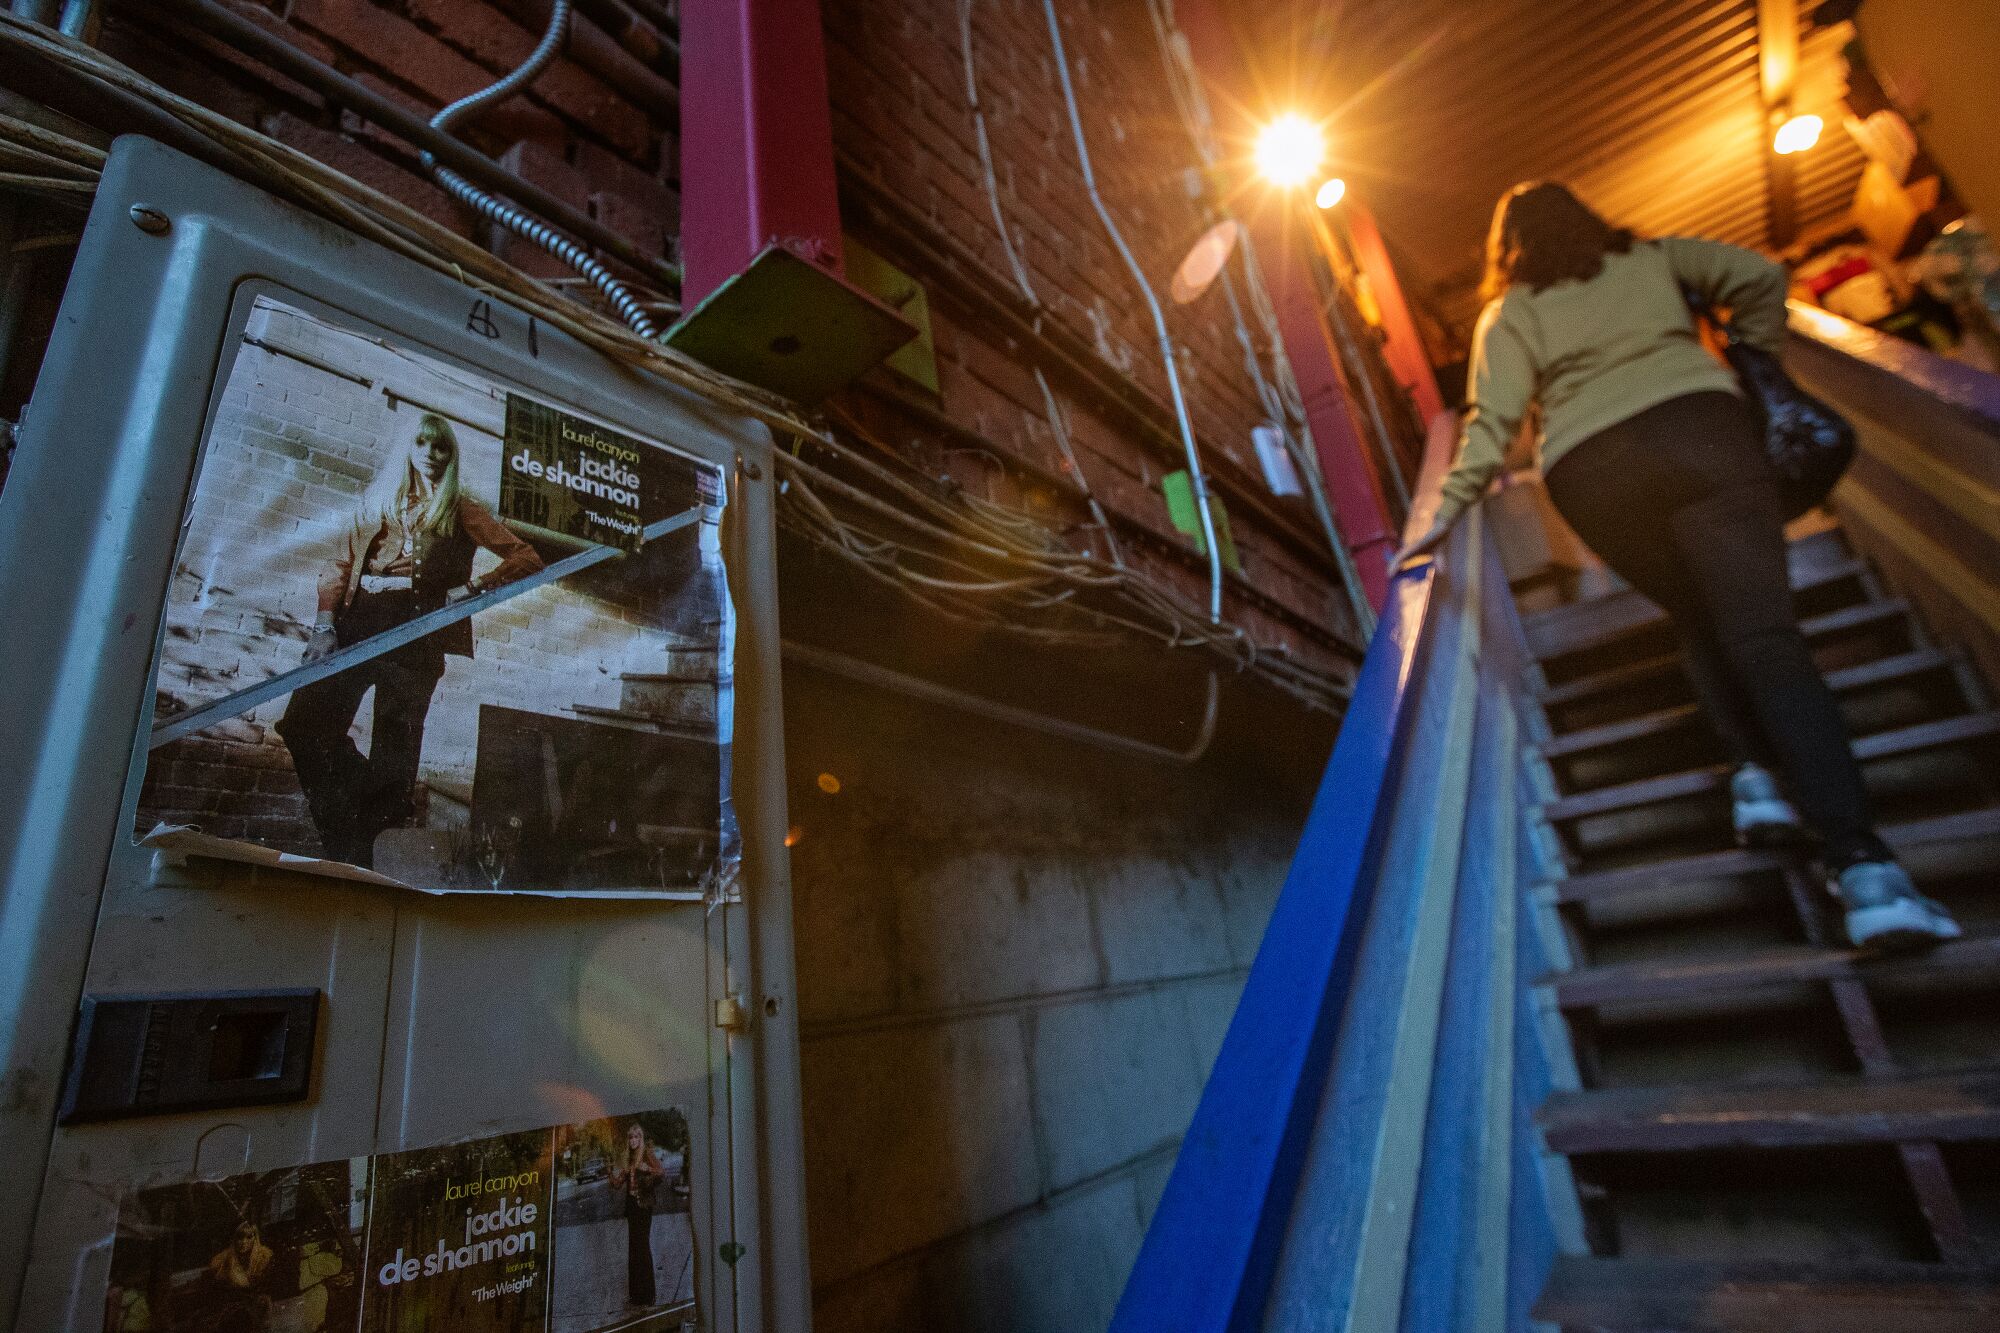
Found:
1314,177 -> 1347,210
1774,114 -> 1823,155
1254,114 -> 1325,188
816,772 -> 842,794
784,825 -> 803,847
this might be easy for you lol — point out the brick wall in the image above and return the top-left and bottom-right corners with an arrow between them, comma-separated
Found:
826,0 -> 1360,664
783,668 -> 1310,1332
108,0 -> 1356,675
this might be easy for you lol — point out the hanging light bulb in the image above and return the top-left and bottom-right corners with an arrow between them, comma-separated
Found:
1773,114 -> 1824,155
1314,177 -> 1347,210
1253,114 -> 1326,188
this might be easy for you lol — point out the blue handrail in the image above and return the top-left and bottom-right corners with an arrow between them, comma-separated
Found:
1108,555 -> 1443,1333
1111,459 -> 1584,1330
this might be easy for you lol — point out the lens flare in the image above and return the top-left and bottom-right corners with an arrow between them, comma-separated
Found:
1314,177 -> 1347,210
1254,114 -> 1325,188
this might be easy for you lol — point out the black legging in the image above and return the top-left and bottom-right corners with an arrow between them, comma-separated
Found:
624,1199 -> 656,1306
1543,390 -> 1890,870
276,590 -> 446,868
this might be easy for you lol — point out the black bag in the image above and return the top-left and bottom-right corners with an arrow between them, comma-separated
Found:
1682,286 -> 1856,519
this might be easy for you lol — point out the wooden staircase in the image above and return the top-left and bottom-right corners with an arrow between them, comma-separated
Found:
1520,526 -> 2000,1329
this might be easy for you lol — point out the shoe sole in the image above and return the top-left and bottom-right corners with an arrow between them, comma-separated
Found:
1846,900 -> 1963,952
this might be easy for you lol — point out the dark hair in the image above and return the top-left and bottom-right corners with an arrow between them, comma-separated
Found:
1480,182 -> 1635,303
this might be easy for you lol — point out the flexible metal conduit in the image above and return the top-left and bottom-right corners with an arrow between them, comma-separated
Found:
420,0 -> 658,337
10,0 -> 93,41
147,0 -> 682,295
1040,0 -> 1223,623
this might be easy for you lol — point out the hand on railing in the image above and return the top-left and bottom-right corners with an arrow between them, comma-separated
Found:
1390,409 -> 1466,575
1391,519 -> 1452,572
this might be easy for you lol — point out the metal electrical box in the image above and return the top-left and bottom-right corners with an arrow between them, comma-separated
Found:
0,138 -> 809,1333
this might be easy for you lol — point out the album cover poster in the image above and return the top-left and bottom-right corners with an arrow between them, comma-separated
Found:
135,293 -> 738,899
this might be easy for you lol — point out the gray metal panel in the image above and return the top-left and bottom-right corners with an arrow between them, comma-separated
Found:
0,136 -> 807,1332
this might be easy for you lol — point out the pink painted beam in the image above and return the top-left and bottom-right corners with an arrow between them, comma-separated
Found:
677,0 -> 847,305
1173,0 -> 1399,608
1345,203 -> 1446,429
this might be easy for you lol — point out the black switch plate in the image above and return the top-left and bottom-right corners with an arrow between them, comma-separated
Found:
58,989 -> 320,1124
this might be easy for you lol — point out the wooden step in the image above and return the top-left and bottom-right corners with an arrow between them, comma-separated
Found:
1526,556 -> 1867,663
1538,1067 -> 2000,1154
1551,805 -> 2000,905
1541,648 -> 1954,758
1542,702 -> 1702,762
1541,711 -> 2000,825
568,703 -> 712,740
1532,1255 -> 2000,1332
1539,598 -> 1913,711
1545,933 -> 2000,1009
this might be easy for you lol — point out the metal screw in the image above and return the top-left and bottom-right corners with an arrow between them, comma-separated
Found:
128,205 -> 170,235
740,457 -> 763,481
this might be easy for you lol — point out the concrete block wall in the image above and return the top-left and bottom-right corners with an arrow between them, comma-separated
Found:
783,669 -> 1304,1331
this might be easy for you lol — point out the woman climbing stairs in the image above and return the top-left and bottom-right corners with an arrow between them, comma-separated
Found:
1522,521 -> 2000,1329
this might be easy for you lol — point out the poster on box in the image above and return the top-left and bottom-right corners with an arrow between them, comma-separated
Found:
103,1159 -> 371,1333
102,1109 -> 698,1333
135,292 -> 736,898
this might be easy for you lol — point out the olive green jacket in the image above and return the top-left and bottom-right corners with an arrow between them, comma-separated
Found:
1434,237 -> 1790,531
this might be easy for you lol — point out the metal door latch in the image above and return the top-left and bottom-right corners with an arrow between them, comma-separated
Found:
714,995 -> 749,1034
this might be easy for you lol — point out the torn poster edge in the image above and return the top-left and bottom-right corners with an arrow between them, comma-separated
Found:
140,824 -> 708,901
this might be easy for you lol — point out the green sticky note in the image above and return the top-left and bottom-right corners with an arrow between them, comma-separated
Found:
1161,470 -> 1242,573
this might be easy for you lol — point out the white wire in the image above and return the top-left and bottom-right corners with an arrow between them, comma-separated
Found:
957,0 -> 1126,569
1041,0 -> 1223,624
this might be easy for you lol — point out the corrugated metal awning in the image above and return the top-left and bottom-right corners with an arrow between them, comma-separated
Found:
1243,0 -> 1868,332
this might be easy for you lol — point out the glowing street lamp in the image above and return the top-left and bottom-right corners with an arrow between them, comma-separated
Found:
1253,114 -> 1326,188
1773,113 -> 1824,155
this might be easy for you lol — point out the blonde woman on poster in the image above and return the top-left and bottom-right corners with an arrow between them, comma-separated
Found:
275,412 -> 542,867
609,1121 -> 668,1309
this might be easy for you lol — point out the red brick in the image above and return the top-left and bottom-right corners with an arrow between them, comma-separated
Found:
342,71 -> 565,158
290,0 -> 497,109
589,189 -> 669,261
124,0 -> 1350,640
106,2 -> 335,112
570,140 -> 673,217
400,0 -> 652,161
265,114 -> 466,236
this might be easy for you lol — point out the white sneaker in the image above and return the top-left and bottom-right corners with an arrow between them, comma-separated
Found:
1731,763 -> 1805,847
1836,861 -> 1963,951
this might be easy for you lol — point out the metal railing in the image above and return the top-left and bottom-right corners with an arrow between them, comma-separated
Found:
1785,301 -> 2000,697
1110,423 -> 1582,1332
